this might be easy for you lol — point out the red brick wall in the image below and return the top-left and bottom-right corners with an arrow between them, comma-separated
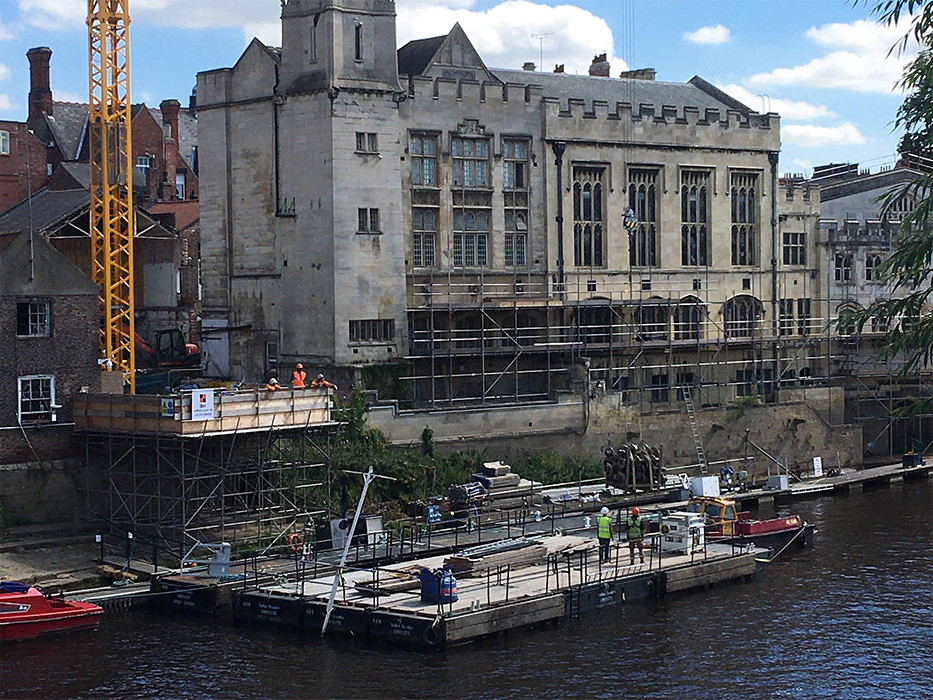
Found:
0,122 -> 49,214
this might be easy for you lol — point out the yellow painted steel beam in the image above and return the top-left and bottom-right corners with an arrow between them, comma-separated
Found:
88,0 -> 135,393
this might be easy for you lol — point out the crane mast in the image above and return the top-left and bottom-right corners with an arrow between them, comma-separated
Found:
88,0 -> 135,392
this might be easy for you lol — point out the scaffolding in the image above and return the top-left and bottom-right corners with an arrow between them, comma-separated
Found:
78,388 -> 340,557
401,267 -> 933,462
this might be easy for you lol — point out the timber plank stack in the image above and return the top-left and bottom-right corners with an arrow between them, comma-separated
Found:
444,538 -> 548,577
448,462 -> 543,514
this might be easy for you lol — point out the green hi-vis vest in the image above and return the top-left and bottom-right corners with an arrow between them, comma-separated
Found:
627,515 -> 642,538
597,515 -> 611,539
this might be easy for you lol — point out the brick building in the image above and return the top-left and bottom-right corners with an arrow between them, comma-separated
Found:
0,231 -> 99,459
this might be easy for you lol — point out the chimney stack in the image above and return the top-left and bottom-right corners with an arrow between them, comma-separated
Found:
522,62 -> 536,72
160,99 -> 181,142
588,53 -> 610,78
27,47 -> 53,124
554,64 -> 565,74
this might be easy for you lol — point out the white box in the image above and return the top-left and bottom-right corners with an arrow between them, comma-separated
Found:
766,475 -> 789,491
659,512 -> 706,553
691,475 -> 720,497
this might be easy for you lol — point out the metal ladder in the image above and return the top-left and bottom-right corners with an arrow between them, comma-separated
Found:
682,385 -> 709,475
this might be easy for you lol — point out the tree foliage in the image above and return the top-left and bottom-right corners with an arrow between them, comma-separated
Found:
844,1 -> 933,374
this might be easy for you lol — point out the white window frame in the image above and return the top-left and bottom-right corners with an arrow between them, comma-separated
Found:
18,375 -> 55,424
355,132 -> 378,154
1,130 -> 12,156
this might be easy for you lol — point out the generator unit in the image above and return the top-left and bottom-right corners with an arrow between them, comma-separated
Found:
660,511 -> 706,554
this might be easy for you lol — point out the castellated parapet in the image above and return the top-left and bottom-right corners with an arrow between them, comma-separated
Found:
402,74 -> 778,152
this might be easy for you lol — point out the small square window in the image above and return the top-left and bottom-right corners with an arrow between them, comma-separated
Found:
641,278 -> 652,291
587,280 -> 597,292
136,155 -> 150,168
16,302 -> 50,337
693,278 -> 702,291
742,278 -> 751,290
358,207 -> 380,233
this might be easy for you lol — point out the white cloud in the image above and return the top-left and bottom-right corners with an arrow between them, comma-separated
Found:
0,12 -> 14,40
17,0 -> 622,74
717,83 -> 833,120
782,123 -> 866,147
53,89 -> 82,103
747,18 -> 916,94
792,158 -> 813,176
684,24 -> 730,45
0,94 -> 14,111
0,63 -> 11,82
397,0 -> 625,75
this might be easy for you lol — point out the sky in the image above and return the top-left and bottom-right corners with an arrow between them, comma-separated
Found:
0,0 -> 921,176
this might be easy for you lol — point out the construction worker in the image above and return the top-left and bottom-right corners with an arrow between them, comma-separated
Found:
310,373 -> 337,390
627,506 -> 645,565
291,363 -> 307,388
264,378 -> 280,392
597,506 -> 613,563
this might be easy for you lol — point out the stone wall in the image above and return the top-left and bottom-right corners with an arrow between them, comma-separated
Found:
368,389 -> 862,477
0,455 -> 82,526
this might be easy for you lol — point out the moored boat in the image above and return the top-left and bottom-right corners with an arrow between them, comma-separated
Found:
0,581 -> 103,642
686,496 -> 815,551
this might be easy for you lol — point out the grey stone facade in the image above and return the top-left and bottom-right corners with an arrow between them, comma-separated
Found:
199,0 -> 827,409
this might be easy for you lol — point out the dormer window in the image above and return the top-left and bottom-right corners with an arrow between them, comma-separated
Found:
354,21 -> 363,61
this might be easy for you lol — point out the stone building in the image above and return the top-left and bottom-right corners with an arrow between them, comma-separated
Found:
198,0 -> 825,409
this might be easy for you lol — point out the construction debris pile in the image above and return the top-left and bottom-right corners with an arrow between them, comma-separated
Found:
448,461 -> 543,515
603,442 -> 664,491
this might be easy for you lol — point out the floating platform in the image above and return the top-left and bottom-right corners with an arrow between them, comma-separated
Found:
234,534 -> 762,649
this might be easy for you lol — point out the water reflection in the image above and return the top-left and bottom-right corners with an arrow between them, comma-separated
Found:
2,481 -> 931,700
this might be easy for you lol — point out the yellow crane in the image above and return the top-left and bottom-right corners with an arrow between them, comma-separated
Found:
87,0 -> 135,393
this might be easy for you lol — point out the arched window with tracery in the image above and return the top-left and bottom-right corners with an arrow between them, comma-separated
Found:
674,296 -> 703,340
628,169 -> 658,267
722,295 -> 762,338
681,170 -> 710,266
573,167 -> 605,267
731,172 -> 757,266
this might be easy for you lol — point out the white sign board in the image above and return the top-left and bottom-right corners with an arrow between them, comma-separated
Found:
160,397 -> 174,417
191,389 -> 215,421
812,456 -> 823,478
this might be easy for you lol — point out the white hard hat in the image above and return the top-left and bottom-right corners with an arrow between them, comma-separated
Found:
600,507 -> 609,515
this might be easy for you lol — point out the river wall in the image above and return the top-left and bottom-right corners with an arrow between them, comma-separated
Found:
368,386 -> 862,476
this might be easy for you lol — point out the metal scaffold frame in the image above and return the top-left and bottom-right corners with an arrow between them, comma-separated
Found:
401,269 -> 933,461
82,421 -> 340,558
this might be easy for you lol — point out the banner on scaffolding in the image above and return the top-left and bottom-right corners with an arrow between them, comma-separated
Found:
191,389 -> 215,420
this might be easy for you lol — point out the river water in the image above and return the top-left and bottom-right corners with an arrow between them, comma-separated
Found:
2,480 -> 931,700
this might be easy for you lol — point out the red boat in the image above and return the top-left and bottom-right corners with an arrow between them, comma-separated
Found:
687,496 -> 815,551
0,582 -> 103,642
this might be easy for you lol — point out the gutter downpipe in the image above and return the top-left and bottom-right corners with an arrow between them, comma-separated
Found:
769,151 -> 780,401
552,141 -> 566,302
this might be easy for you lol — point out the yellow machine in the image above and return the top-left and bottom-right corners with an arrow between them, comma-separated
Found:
686,496 -> 739,535
88,0 -> 136,392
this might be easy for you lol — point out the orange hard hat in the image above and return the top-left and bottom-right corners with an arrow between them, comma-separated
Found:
632,506 -> 640,516
296,363 -> 303,369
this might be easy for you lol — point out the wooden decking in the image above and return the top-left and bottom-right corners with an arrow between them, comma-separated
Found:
235,534 -> 761,648
74,387 -> 335,436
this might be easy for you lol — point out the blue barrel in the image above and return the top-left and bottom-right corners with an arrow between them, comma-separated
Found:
439,568 -> 458,603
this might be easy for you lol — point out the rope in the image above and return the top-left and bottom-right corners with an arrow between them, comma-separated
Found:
764,523 -> 808,562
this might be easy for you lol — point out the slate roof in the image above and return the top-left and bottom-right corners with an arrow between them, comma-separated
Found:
0,189 -> 90,237
490,69 -> 754,113
45,102 -> 89,161
397,35 -> 446,76
0,230 -> 97,297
